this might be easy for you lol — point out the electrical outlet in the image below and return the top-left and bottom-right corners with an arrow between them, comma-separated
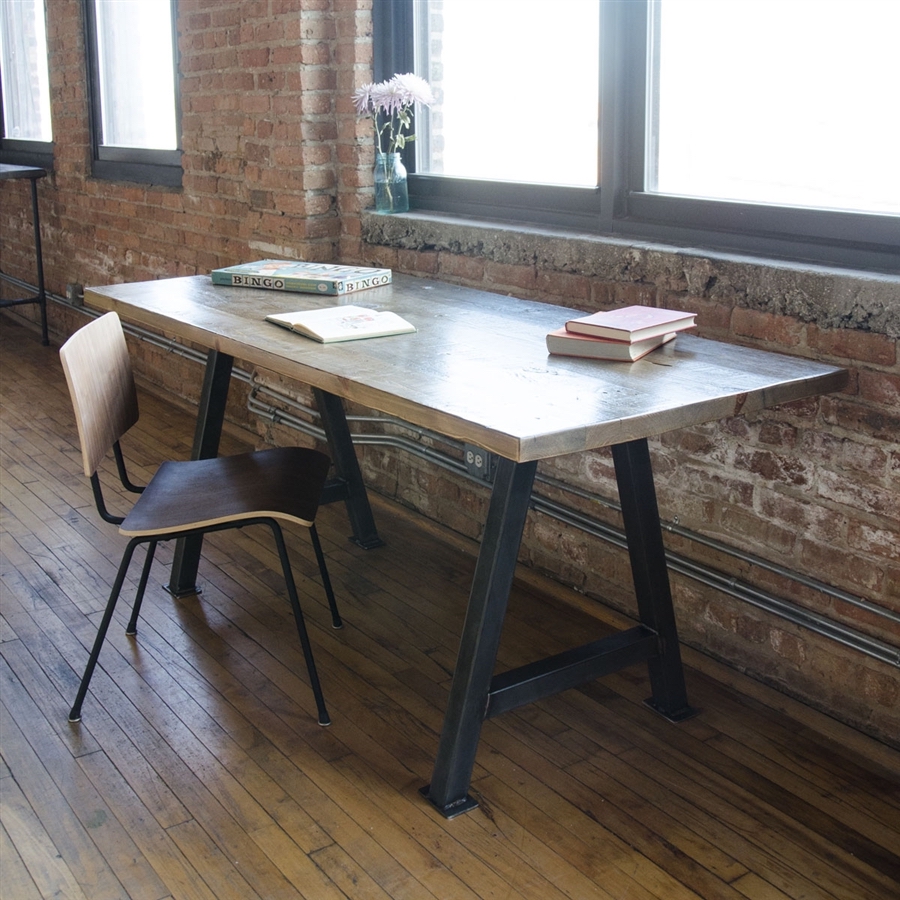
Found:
66,283 -> 84,306
464,443 -> 495,482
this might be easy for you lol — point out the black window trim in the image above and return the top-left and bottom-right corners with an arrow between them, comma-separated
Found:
0,0 -> 54,169
0,138 -> 54,169
375,0 -> 900,275
83,0 -> 183,187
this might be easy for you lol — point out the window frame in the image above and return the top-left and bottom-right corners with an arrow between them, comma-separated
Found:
83,0 -> 182,187
374,0 -> 900,274
0,0 -> 54,168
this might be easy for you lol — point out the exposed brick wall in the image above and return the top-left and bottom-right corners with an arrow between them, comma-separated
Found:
1,0 -> 897,744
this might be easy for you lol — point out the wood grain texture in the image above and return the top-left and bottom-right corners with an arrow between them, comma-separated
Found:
59,312 -> 139,477
83,275 -> 848,462
2,317 -> 896,900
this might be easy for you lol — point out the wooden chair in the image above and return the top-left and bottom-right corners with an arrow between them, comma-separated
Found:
60,311 -> 341,726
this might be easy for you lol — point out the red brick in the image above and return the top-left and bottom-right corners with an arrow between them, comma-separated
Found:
809,324 -> 897,366
483,261 -> 537,293
858,370 -> 900,408
731,307 -> 804,348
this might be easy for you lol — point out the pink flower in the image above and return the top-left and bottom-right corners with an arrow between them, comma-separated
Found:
391,73 -> 435,107
354,73 -> 436,155
352,83 -> 376,116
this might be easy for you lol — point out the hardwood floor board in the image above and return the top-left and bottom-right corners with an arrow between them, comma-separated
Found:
0,432 -> 85,519
0,661 -> 167,900
468,772 -> 680,900
75,655 -> 330,900
164,817 -> 281,900
600,694 -> 900,896
476,722 -> 735,900
105,610 -> 354,853
707,731 -> 900,855
148,560 -> 453,775
303,758 -> 486,900
270,745 -> 475,900
248,823 -> 350,900
619,744 -> 866,900
1,779 -> 87,900
566,756 -> 748,884
0,678 -> 136,899
562,731 -> 827,896
297,761 -> 467,900
309,843 -> 398,900
1,621 -> 102,758
1,491 -> 117,608
0,525 -> 74,610
610,726 -> 891,900
731,872 -> 796,900
310,750 -> 565,900
76,748 -> 224,900
687,669 -> 900,824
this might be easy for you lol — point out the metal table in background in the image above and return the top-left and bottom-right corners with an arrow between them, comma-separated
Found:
0,164 -> 49,345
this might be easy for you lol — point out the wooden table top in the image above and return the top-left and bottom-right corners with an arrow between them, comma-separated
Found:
84,274 -> 848,462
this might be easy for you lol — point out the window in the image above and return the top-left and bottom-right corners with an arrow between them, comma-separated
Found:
415,0 -> 599,187
85,0 -> 181,185
0,0 -> 53,166
375,0 -> 900,273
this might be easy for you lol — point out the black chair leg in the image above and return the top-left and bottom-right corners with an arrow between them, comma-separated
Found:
270,523 -> 331,726
309,524 -> 341,629
69,539 -> 139,722
126,541 -> 157,635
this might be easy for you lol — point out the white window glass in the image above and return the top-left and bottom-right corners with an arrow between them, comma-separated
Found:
0,0 -> 53,142
416,0 -> 600,187
94,0 -> 177,150
649,0 -> 900,215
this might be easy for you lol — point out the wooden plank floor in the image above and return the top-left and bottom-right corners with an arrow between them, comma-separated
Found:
2,314 -> 899,900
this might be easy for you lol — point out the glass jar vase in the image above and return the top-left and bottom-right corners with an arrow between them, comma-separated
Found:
374,152 -> 409,214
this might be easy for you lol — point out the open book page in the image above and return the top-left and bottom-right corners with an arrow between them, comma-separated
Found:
265,305 -> 415,343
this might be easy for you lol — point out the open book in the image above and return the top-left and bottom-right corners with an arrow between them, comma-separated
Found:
265,305 -> 416,343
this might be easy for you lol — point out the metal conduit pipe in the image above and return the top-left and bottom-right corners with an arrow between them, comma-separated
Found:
37,289 -> 899,667
533,495 -> 900,669
536,472 -> 900,628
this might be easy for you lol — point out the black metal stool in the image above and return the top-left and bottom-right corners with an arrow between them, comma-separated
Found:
0,164 -> 49,345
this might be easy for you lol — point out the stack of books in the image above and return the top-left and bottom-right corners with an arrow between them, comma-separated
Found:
546,305 -> 696,361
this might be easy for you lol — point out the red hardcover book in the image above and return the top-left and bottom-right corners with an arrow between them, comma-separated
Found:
565,305 -> 695,342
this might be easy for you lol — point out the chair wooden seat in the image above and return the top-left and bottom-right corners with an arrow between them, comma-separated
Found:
120,447 -> 328,536
60,312 -> 341,726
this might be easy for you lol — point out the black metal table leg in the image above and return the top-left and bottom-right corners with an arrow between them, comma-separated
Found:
0,165 -> 48,345
612,439 -> 696,721
167,348 -> 234,595
28,177 -> 48,346
313,387 -> 383,549
424,457 -> 538,818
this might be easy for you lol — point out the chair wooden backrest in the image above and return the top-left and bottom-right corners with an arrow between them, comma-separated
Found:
60,312 -> 139,478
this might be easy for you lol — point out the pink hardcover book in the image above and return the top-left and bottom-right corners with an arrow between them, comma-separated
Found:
565,305 -> 695,342
546,328 -> 677,361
